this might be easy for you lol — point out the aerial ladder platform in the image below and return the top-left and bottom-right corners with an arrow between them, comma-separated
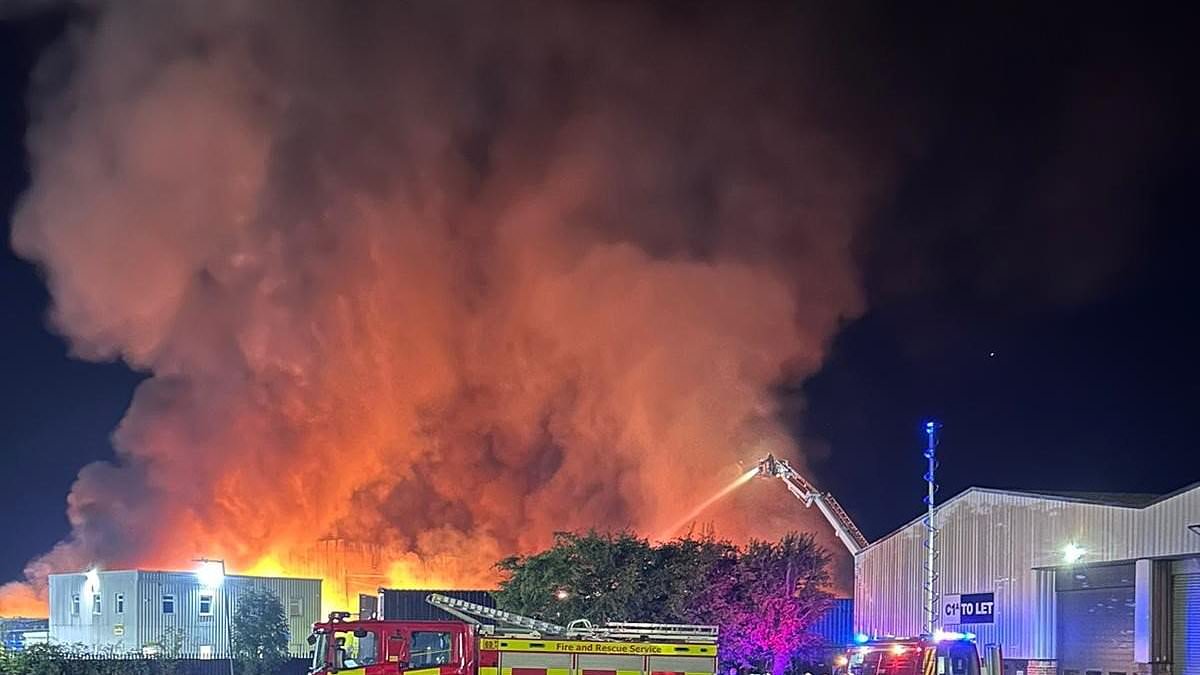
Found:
755,454 -> 869,554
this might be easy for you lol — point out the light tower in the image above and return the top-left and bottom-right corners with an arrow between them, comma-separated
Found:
922,420 -> 941,636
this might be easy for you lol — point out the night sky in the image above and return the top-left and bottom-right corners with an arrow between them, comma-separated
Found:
1,4 -> 1198,584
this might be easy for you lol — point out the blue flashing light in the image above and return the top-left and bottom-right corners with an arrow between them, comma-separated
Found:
853,632 -> 870,645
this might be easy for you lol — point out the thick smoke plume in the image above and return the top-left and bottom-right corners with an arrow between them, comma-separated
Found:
3,1 -> 882,614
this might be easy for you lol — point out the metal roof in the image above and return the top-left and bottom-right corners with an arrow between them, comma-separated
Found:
974,488 -> 1162,508
859,480 -> 1200,552
46,568 -> 323,582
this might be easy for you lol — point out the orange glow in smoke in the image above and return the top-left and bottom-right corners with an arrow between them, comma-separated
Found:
0,1 -> 871,618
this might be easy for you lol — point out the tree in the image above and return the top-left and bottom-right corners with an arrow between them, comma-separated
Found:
495,531 -> 658,624
496,530 -> 833,675
231,587 -> 290,673
149,626 -> 187,659
646,534 -> 740,626
716,534 -> 833,675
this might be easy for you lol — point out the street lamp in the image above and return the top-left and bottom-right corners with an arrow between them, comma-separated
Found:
1062,543 -> 1086,564
83,567 -> 100,593
197,560 -> 225,589
195,559 -> 233,675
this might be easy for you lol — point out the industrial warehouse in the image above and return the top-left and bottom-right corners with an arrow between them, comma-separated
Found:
852,481 -> 1200,674
46,567 -> 321,657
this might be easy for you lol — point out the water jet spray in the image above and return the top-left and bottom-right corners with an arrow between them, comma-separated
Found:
658,467 -> 760,540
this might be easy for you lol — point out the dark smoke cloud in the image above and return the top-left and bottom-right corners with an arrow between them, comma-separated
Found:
4,0 -> 891,611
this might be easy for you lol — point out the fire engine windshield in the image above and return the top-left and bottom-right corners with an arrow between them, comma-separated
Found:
851,648 -> 922,675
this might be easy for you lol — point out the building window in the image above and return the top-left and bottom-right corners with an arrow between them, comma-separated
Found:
161,594 -> 176,614
288,596 -> 303,617
410,631 -> 453,667
199,593 -> 214,616
92,593 -> 102,615
114,593 -> 125,614
199,645 -> 214,659
71,594 -> 80,615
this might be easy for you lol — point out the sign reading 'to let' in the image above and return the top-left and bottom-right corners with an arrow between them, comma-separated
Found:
943,593 -> 995,624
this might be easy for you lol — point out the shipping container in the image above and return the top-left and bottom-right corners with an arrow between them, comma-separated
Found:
811,598 -> 853,646
376,589 -> 496,622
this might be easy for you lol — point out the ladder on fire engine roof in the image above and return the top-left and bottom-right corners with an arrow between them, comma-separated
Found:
425,594 -> 718,643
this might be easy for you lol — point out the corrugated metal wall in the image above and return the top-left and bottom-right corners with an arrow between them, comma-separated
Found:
379,589 -> 495,621
853,485 -> 1200,660
138,572 -> 320,657
48,570 -> 139,651
50,570 -> 319,657
811,599 -> 853,646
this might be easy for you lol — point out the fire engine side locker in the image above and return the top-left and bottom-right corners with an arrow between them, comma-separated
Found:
578,653 -> 643,675
493,651 -> 717,675
646,655 -> 718,675
482,638 -> 717,675
498,649 -> 572,675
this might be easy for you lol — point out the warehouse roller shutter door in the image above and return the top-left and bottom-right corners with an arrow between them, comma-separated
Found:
1175,573 -> 1200,675
1056,565 -> 1136,675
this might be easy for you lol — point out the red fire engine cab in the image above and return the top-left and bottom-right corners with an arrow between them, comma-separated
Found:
834,632 -> 1002,675
307,594 -> 720,675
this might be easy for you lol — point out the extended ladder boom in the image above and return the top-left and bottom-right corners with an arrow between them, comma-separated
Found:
424,594 -> 717,643
756,454 -> 869,554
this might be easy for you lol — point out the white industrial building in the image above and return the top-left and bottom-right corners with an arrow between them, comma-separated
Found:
47,568 -> 321,657
853,482 -> 1200,674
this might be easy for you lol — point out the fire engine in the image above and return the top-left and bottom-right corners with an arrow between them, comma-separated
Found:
831,632 -> 1002,675
307,593 -> 720,675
